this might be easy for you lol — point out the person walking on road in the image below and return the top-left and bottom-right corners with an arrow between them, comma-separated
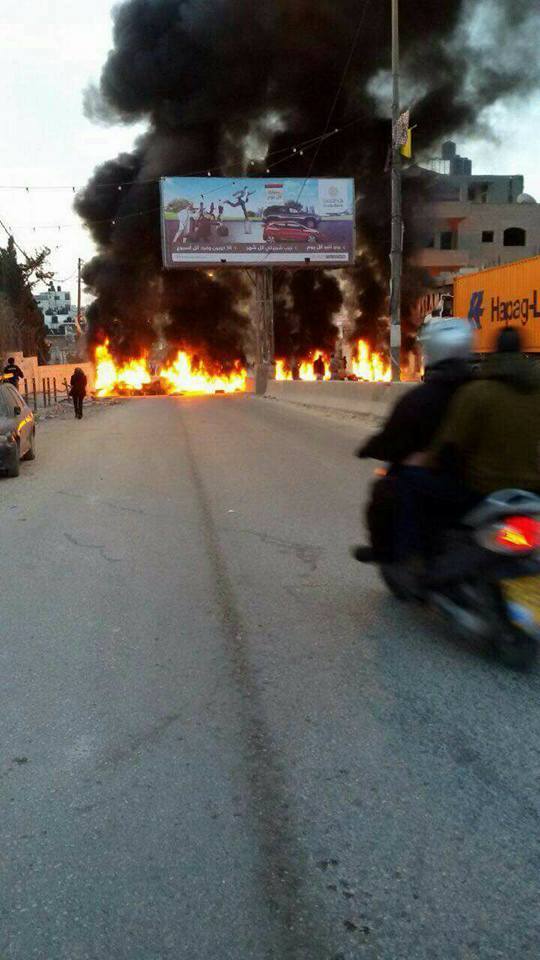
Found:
3,357 -> 24,391
70,367 -> 87,419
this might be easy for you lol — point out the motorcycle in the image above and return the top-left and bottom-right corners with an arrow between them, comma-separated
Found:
365,482 -> 540,670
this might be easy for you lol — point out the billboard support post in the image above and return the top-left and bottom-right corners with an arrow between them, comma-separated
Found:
254,268 -> 274,395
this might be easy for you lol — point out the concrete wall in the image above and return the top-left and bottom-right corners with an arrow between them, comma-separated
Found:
265,379 -> 413,419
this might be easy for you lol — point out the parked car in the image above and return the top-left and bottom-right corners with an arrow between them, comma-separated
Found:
262,204 -> 320,229
0,382 -> 36,477
263,221 -> 321,244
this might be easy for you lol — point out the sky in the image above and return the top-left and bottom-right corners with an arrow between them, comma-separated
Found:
1,1 -> 539,304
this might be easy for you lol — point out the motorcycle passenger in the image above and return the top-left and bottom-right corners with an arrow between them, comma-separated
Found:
395,326 -> 540,568
353,317 -> 473,562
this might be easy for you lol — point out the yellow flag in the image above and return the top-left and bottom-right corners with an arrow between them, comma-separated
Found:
400,128 -> 412,159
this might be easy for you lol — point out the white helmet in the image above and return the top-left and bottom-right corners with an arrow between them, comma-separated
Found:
418,317 -> 473,368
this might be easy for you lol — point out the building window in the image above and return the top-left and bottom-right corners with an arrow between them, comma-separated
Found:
468,182 -> 489,203
440,231 -> 454,250
503,227 -> 526,247
482,231 -> 494,243
51,316 -> 58,325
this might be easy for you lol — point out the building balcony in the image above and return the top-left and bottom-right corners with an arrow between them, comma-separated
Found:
413,248 -> 470,271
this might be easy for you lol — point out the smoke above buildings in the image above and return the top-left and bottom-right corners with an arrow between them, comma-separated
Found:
75,0 -> 540,359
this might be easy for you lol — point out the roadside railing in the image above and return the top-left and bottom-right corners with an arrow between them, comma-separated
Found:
23,377 -> 65,412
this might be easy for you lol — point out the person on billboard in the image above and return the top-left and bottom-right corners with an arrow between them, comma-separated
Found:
173,203 -> 195,245
224,187 -> 255,220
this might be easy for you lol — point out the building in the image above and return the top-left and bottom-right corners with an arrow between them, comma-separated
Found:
411,142 -> 540,305
34,284 -> 80,340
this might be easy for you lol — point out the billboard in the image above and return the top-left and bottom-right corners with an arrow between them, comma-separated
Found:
160,176 -> 355,267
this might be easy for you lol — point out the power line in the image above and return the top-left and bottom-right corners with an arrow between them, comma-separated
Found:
0,121 -> 358,194
0,215 -> 33,261
296,0 -> 372,202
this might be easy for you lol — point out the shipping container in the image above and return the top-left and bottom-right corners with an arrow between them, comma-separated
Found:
454,255 -> 540,353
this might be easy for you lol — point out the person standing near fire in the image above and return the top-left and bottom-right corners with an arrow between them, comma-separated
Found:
70,367 -> 87,420
313,355 -> 326,380
3,357 -> 24,391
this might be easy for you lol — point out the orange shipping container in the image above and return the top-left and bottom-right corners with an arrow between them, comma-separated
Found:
454,255 -> 540,353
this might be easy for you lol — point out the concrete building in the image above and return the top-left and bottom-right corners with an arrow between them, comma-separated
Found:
34,284 -> 80,340
411,142 -> 540,296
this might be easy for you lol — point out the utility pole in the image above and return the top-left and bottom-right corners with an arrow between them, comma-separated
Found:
390,0 -> 402,380
77,257 -> 82,330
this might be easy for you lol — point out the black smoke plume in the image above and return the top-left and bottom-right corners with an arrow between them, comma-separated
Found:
76,0 -> 540,360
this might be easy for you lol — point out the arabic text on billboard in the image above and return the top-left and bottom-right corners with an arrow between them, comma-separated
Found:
160,177 -> 355,267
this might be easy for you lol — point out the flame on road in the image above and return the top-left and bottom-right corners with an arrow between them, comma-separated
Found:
94,341 -> 247,397
94,342 -> 151,397
351,339 -> 391,382
275,352 -> 331,381
275,342 -> 390,382
160,352 -> 247,395
275,360 -> 292,381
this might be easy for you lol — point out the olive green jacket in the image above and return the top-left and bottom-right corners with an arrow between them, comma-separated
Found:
432,353 -> 540,495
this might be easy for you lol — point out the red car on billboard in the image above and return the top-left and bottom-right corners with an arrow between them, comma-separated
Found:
263,221 -> 322,244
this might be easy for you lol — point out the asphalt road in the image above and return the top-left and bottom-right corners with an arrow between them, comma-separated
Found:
1,395 -> 538,960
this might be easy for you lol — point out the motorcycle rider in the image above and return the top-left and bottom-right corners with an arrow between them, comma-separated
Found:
353,317 -> 474,562
395,325 -> 540,568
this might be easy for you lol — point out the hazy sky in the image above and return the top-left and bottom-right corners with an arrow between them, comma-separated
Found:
2,1 -> 539,302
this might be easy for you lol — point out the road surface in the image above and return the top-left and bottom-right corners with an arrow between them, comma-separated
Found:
1,395 -> 538,960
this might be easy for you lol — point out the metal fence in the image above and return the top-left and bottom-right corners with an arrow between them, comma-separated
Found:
22,377 -> 67,412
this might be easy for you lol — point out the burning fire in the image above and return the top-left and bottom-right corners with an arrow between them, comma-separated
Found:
351,340 -> 391,382
275,360 -> 293,381
275,352 -> 331,381
275,342 -> 390,383
159,352 -> 247,395
94,342 -> 152,397
94,341 -> 247,397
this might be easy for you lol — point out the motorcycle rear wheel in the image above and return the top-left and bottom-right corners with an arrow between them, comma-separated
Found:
380,564 -> 409,600
468,583 -> 538,671
491,621 -> 537,670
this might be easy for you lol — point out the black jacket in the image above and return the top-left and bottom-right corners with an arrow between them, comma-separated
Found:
358,359 -> 472,464
4,363 -> 24,383
70,370 -> 88,396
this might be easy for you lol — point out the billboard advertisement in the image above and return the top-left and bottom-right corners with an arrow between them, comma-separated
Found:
160,176 -> 355,267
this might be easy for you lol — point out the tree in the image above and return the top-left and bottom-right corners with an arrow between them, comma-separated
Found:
0,237 -> 52,362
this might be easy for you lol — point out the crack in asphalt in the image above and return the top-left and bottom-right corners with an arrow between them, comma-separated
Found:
237,527 -> 322,572
64,532 -> 122,564
177,407 -> 331,960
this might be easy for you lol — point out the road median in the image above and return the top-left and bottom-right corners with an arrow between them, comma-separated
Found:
264,379 -> 413,419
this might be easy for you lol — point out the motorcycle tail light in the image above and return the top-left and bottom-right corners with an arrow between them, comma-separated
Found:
479,515 -> 540,555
